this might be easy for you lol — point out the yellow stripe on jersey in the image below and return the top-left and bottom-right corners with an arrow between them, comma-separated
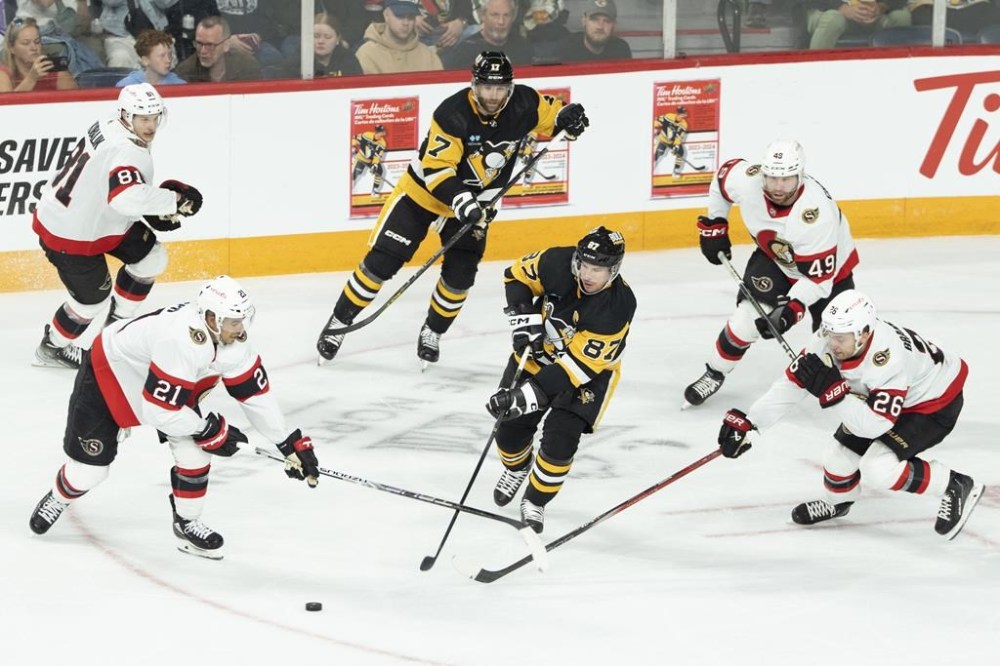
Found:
420,117 -> 464,193
504,251 -> 546,299
557,322 -> 631,386
592,367 -> 621,431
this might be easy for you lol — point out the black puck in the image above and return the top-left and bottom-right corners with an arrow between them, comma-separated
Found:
305,602 -> 322,612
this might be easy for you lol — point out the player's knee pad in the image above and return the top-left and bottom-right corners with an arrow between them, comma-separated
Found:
496,420 -> 537,454
168,435 -> 213,469
823,439 -> 862,477
362,248 -> 404,282
60,458 -> 111,493
125,241 -> 168,280
538,409 -> 587,461
858,441 -> 906,489
440,249 -> 481,291
726,300 -> 763,344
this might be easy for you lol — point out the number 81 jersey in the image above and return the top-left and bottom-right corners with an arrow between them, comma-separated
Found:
33,117 -> 177,255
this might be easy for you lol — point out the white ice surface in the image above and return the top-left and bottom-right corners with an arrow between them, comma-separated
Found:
2,237 -> 998,665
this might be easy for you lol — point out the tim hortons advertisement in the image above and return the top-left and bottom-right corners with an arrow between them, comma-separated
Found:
502,87 -> 572,209
349,96 -> 420,218
650,79 -> 720,199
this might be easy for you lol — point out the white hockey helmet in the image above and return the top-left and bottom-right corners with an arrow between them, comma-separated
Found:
117,83 -> 166,136
761,139 -> 805,180
821,290 -> 877,354
197,275 -> 255,338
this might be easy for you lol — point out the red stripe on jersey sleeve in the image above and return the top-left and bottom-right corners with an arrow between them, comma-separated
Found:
223,356 -> 269,402
716,158 -> 743,203
107,165 -> 144,203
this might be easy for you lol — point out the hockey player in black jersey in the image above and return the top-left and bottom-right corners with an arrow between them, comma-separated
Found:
316,51 -> 590,366
485,227 -> 637,533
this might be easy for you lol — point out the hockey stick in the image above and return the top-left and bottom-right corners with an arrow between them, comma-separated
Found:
684,156 -> 708,172
254,447 -> 549,570
455,448 -> 723,583
321,130 -> 569,337
419,350 -> 532,572
525,162 -> 558,181
719,253 -> 797,360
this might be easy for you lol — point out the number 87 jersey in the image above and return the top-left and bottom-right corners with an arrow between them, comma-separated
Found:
33,116 -> 177,255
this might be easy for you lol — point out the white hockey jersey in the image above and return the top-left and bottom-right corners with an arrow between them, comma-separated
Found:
33,116 -> 177,255
748,319 -> 968,440
709,158 -> 859,307
90,302 -> 291,445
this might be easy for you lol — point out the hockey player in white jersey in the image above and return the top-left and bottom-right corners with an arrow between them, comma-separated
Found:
28,276 -> 321,559
716,290 -> 983,540
32,83 -> 203,370
684,139 -> 860,407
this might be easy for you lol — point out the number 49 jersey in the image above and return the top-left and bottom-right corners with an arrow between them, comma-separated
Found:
749,319 -> 968,440
709,158 -> 859,307
504,246 -> 637,397
89,302 -> 289,444
33,117 -> 177,256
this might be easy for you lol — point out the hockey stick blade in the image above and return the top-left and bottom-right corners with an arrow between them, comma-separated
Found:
458,449 -> 723,583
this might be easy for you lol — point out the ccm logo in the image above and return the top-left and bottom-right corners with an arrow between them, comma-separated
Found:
385,230 -> 411,246
509,315 -> 531,326
699,227 -> 727,238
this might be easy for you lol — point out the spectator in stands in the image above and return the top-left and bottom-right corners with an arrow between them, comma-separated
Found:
116,28 -> 185,86
521,0 -> 568,63
164,0 -> 220,62
98,0 -> 177,69
213,0 -> 287,78
746,1 -> 770,28
441,0 -> 533,69
559,0 -> 631,62
908,0 -> 1000,35
416,0 -> 478,49
0,16 -> 77,90
174,14 -> 259,81
805,0 -> 911,50
313,12 -> 361,78
329,0 -> 381,50
15,0 -> 104,74
355,0 -> 442,75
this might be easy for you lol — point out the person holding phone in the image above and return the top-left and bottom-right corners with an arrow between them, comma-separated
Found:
0,16 -> 78,91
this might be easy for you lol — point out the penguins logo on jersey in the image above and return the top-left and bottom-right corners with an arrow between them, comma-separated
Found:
802,208 -> 820,224
79,437 -> 104,456
542,299 -> 575,353
465,139 -> 518,187
578,388 -> 595,404
873,350 -> 891,367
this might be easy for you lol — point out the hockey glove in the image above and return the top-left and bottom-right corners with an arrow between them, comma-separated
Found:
697,216 -> 732,265
555,103 -> 589,140
276,429 -> 320,488
451,190 -> 483,226
671,144 -> 684,157
143,214 -> 182,232
791,353 -> 849,408
755,297 -> 805,339
718,408 -> 754,458
505,303 -> 544,355
486,381 -> 549,421
193,412 -> 247,457
160,180 -> 203,216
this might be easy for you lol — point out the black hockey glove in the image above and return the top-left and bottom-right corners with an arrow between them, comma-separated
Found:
451,190 -> 483,225
193,412 -> 247,457
791,353 -> 849,408
697,216 -> 731,265
755,297 -> 805,339
555,103 -> 589,140
671,144 -> 684,157
486,381 -> 549,421
718,408 -> 754,458
144,214 -> 182,232
505,303 -> 544,355
276,429 -> 320,488
160,179 -> 203,216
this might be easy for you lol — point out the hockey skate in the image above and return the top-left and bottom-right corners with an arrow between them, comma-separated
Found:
494,466 -> 529,507
682,364 -> 726,408
520,498 -> 545,534
417,322 -> 441,369
935,471 -> 984,540
29,491 -> 69,535
33,324 -> 83,370
169,495 -> 224,560
316,314 -> 349,364
791,499 -> 854,525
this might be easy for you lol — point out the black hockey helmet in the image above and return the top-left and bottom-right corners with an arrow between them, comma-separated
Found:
374,124 -> 386,133
472,51 -> 514,85
676,106 -> 688,115
572,226 -> 625,289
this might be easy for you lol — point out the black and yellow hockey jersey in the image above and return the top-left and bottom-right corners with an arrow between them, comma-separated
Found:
352,131 -> 387,166
655,113 -> 687,148
398,85 -> 563,217
504,246 -> 637,399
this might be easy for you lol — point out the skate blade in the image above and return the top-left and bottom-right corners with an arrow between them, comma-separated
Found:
31,356 -> 78,370
680,400 -> 695,411
946,483 -> 985,541
176,540 -> 224,560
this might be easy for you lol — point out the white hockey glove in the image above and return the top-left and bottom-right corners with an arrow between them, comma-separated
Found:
451,190 -> 483,226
